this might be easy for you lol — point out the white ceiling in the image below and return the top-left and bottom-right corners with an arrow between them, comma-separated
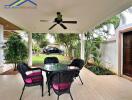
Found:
0,0 -> 132,33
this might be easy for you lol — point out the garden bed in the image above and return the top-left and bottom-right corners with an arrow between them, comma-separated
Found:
86,65 -> 115,75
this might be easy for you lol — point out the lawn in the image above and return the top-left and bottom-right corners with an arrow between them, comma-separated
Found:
32,54 -> 71,66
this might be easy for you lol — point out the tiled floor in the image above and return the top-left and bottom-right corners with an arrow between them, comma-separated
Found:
0,68 -> 132,100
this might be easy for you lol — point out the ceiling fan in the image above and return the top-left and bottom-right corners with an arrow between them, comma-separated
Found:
40,12 -> 77,30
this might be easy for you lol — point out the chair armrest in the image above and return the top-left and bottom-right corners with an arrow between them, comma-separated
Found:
26,69 -> 42,77
28,67 -> 42,71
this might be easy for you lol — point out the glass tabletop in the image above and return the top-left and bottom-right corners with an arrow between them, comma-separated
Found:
40,63 -> 79,72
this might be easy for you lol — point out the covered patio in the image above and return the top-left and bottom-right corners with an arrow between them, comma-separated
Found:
0,0 -> 132,66
0,0 -> 132,100
0,68 -> 132,100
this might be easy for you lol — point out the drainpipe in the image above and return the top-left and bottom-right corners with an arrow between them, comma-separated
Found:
0,25 -> 4,66
28,32 -> 32,66
80,33 -> 85,60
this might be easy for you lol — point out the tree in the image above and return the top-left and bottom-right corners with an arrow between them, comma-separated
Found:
32,33 -> 47,44
85,32 -> 103,66
95,16 -> 120,29
32,43 -> 41,55
84,16 -> 119,65
5,33 -> 28,70
55,33 -> 79,57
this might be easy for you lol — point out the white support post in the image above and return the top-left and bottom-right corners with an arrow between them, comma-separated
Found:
28,32 -> 32,66
0,25 -> 4,66
80,33 -> 85,60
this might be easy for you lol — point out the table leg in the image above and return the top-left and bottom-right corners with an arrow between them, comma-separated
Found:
46,72 -> 51,96
48,81 -> 51,96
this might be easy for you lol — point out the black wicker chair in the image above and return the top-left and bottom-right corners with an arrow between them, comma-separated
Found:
44,57 -> 59,95
44,57 -> 59,64
17,63 -> 44,100
69,59 -> 84,85
50,70 -> 76,100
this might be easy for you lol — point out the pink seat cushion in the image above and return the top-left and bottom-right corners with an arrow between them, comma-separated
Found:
53,83 -> 71,90
25,76 -> 43,84
25,78 -> 32,83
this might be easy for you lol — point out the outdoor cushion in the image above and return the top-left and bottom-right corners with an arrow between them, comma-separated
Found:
26,70 -> 41,76
25,76 -> 43,84
25,78 -> 32,83
52,83 -> 71,90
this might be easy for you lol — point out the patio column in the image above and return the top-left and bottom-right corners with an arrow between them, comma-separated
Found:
80,33 -> 85,60
28,32 -> 32,66
0,25 -> 4,66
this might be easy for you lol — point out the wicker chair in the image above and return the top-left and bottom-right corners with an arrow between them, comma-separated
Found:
69,59 -> 84,85
17,63 -> 44,100
44,57 -> 59,95
50,70 -> 77,100
44,57 -> 59,64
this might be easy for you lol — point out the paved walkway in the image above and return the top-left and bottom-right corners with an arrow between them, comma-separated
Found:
0,68 -> 132,100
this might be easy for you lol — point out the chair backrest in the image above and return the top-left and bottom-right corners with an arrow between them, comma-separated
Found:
17,63 -> 30,79
44,57 -> 59,64
51,70 -> 76,85
69,59 -> 84,70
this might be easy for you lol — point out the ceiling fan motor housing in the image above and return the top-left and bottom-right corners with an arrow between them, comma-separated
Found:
54,12 -> 63,24
55,18 -> 62,24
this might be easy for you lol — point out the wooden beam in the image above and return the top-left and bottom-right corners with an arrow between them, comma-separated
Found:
0,17 -> 21,30
0,17 -> 22,38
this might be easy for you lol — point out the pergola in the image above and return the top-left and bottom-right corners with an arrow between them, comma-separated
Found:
0,0 -> 132,65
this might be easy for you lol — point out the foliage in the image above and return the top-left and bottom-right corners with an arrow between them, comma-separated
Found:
32,44 -> 41,55
74,42 -> 81,58
87,66 -> 115,75
39,41 -> 48,48
95,16 -> 120,29
32,33 -> 47,44
84,16 -> 120,65
55,33 -> 79,57
32,33 -> 48,55
85,32 -> 103,66
5,33 -> 28,70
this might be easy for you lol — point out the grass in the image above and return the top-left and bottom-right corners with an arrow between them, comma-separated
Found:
87,66 -> 115,75
32,54 -> 71,66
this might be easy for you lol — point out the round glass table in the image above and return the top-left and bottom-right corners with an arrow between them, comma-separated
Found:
40,63 -> 79,72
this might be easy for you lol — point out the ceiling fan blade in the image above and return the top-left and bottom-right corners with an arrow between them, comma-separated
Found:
62,21 -> 77,24
40,20 -> 54,23
49,24 -> 57,30
60,23 -> 67,29
40,20 -> 50,22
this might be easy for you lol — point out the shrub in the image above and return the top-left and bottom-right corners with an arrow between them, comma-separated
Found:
87,66 -> 115,75
5,33 -> 28,70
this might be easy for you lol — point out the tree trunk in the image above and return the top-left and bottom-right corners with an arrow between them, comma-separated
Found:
68,47 -> 72,58
14,63 -> 17,71
65,45 -> 69,56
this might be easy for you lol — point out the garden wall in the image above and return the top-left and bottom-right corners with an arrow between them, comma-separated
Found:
100,39 -> 118,74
